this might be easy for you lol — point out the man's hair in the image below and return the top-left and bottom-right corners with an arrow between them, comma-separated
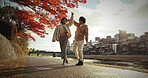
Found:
60,17 -> 67,24
79,16 -> 86,23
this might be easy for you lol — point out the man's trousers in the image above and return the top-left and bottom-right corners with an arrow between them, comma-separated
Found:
73,40 -> 84,61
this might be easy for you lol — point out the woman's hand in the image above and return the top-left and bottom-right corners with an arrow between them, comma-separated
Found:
71,12 -> 74,16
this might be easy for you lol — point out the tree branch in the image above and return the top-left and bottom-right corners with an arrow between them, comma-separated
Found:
15,1 -> 50,21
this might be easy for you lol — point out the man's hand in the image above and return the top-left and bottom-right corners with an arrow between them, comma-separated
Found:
86,41 -> 88,46
86,41 -> 88,44
86,43 -> 88,46
71,12 -> 74,16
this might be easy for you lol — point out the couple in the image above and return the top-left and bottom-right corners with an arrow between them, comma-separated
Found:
52,12 -> 88,66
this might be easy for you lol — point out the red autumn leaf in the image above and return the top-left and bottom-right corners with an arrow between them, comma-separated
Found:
12,0 -> 87,41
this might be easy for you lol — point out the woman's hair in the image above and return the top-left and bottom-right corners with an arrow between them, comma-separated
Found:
60,17 -> 67,24
79,16 -> 86,23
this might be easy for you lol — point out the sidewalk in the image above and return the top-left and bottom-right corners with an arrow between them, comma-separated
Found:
24,56 -> 148,78
0,56 -> 148,78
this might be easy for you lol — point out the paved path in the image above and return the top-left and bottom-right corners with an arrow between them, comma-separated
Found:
23,56 -> 148,78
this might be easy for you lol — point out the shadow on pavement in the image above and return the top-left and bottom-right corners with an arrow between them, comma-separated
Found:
0,64 -> 76,77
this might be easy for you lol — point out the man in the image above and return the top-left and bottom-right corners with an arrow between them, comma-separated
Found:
52,12 -> 74,65
73,16 -> 88,66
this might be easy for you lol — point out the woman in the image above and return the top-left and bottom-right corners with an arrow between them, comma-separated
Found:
52,12 -> 74,65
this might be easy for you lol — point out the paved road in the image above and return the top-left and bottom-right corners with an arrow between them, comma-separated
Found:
23,56 -> 148,78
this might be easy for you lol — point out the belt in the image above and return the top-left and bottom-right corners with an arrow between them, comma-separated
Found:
60,32 -> 68,36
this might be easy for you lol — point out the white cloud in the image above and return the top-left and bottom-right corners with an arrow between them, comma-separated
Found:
120,0 -> 135,4
28,42 -> 61,52
131,2 -> 148,18
28,34 -> 61,51
29,0 -> 148,51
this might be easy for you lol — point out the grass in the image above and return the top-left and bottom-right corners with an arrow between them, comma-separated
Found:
68,55 -> 148,73
0,56 -> 26,78
140,61 -> 148,63
68,55 -> 148,62
92,58 -> 139,62
84,62 -> 148,73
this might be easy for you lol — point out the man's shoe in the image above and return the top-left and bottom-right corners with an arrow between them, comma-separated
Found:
75,61 -> 80,65
76,61 -> 83,66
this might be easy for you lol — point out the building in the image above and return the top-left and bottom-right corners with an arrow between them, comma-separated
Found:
81,31 -> 148,55
127,33 -> 135,40
112,44 -> 118,53
70,40 -> 75,52
114,34 -> 119,41
99,36 -> 113,44
119,30 -> 127,40
146,39 -> 148,54
128,42 -> 139,53
117,44 -> 128,53
140,32 -> 148,45
95,37 -> 100,42
87,40 -> 92,47
106,36 -> 113,43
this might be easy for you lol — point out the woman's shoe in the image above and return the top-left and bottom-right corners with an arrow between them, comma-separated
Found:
63,62 -> 65,65
66,59 -> 68,64
62,59 -> 66,65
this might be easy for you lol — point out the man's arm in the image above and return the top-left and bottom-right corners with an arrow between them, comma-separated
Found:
67,12 -> 74,27
74,20 -> 79,27
85,25 -> 88,44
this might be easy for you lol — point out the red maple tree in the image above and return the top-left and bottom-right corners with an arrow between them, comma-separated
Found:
10,0 -> 87,41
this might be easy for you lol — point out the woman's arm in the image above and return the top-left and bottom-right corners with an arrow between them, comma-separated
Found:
74,20 -> 79,27
67,12 -> 74,27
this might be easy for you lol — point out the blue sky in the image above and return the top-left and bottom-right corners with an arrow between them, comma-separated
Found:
80,0 -> 100,9
1,0 -> 148,51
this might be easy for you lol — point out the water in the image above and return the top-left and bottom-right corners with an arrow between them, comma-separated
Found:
44,56 -> 148,69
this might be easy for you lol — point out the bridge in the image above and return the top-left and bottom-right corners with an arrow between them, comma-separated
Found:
28,51 -> 61,57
